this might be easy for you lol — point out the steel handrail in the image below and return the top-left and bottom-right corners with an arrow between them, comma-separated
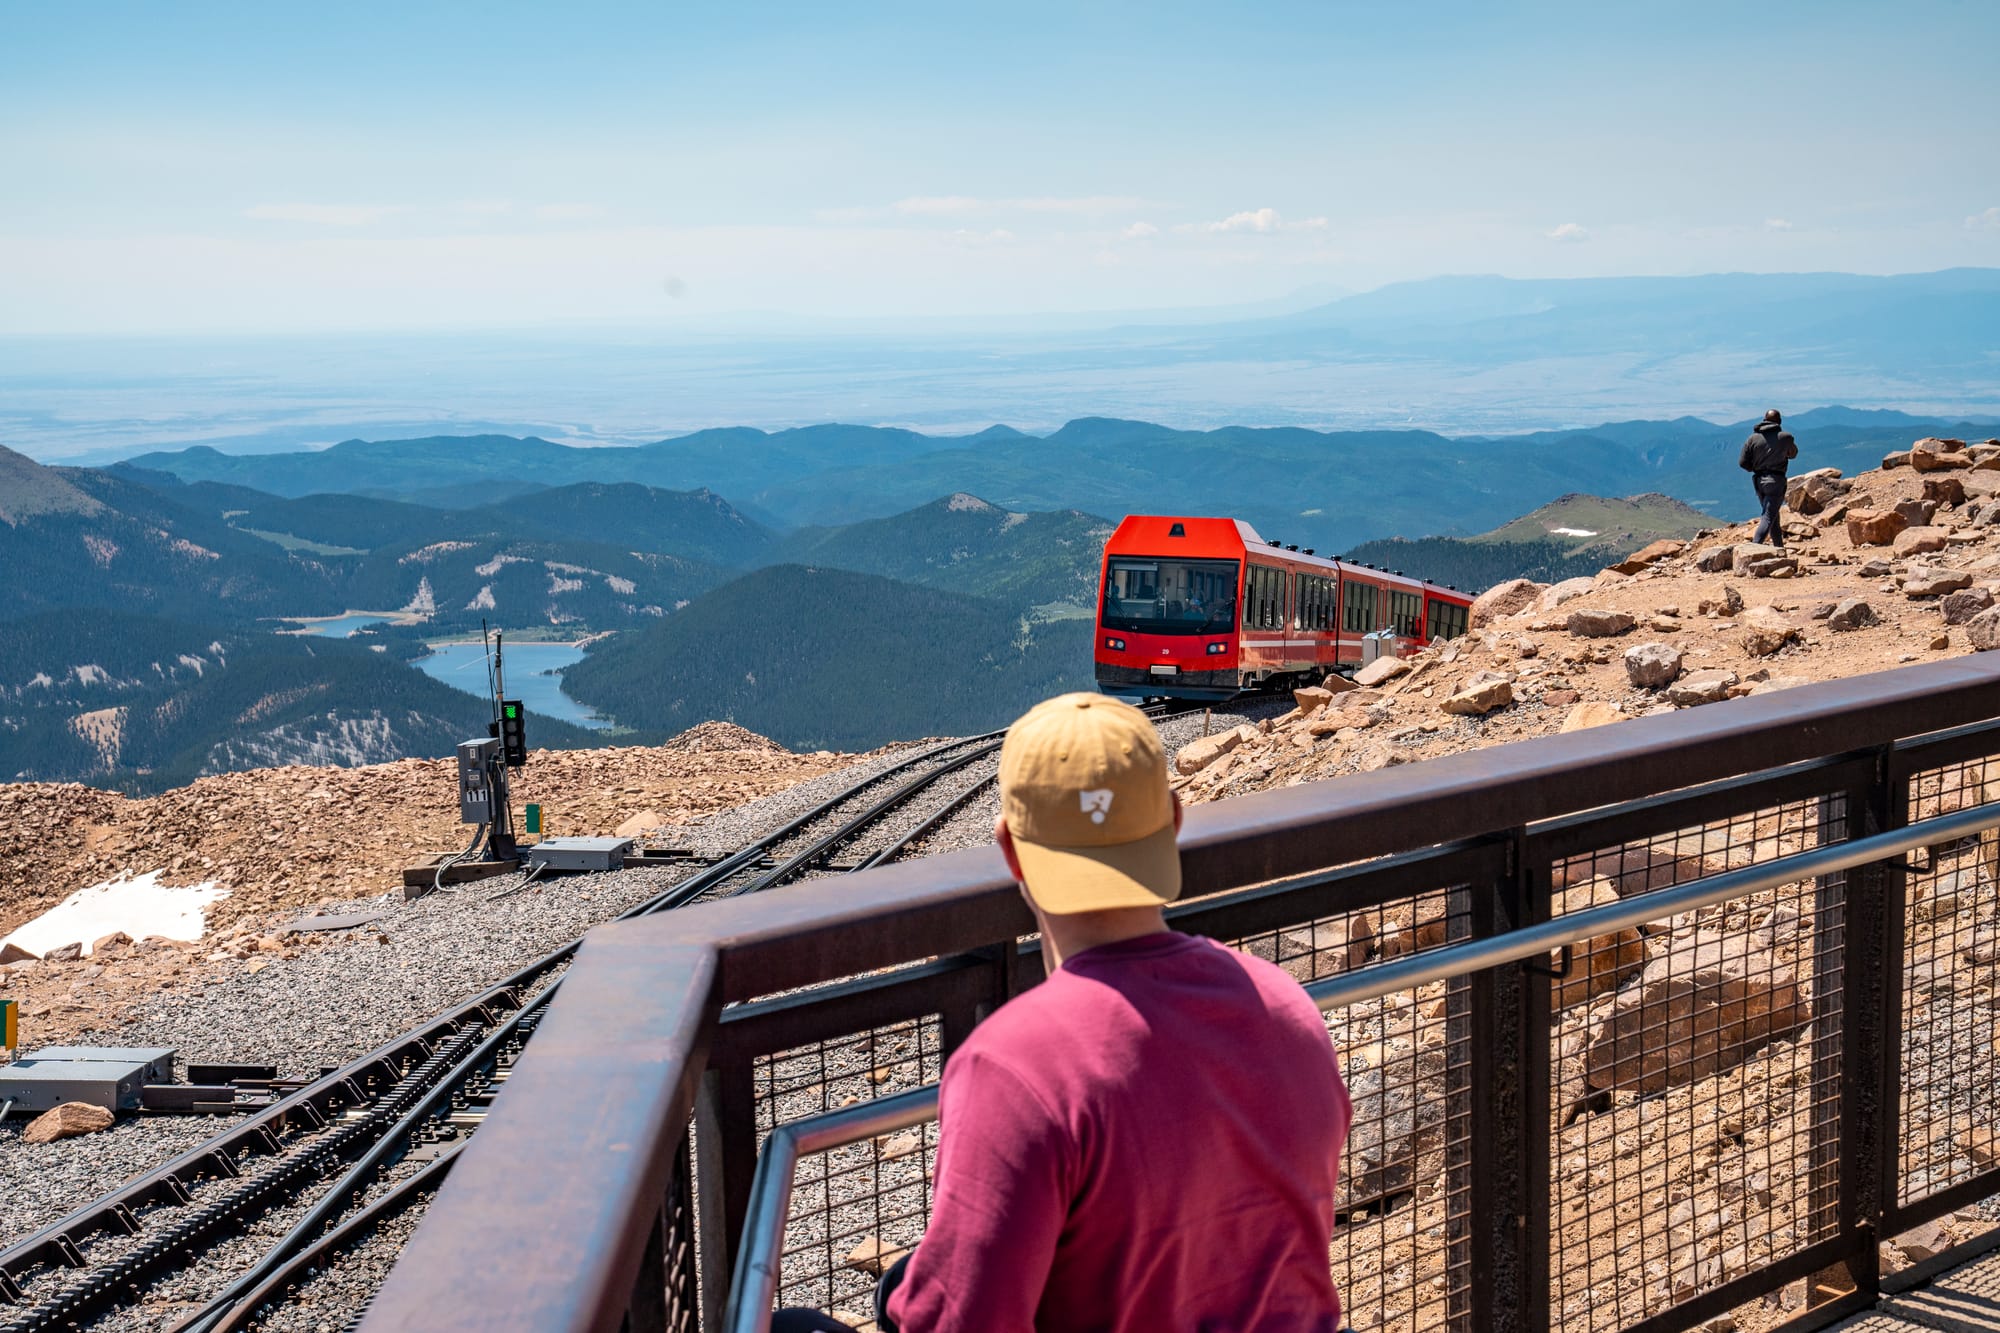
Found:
723,795 -> 2000,1333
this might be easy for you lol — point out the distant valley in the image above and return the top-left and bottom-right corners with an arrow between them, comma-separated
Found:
4,402 -> 1992,784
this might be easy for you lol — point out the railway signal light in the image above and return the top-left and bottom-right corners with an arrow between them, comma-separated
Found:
499,699 -> 527,767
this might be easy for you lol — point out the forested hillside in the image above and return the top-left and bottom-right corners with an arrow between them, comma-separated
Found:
0,610 -> 596,790
561,565 -> 1093,750
767,494 -> 1110,610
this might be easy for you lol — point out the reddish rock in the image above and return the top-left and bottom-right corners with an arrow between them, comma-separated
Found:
1893,526 -> 1950,558
1468,578 -> 1545,628
21,1102 -> 116,1145
1923,476 -> 1967,508
1965,607 -> 2000,652
1567,608 -> 1636,638
1584,931 -> 1808,1094
1292,685 -> 1335,715
1440,677 -> 1513,716
1623,642 -> 1684,689
1827,598 -> 1879,631
1555,879 -> 1648,1009
1845,509 -> 1908,546
1610,539 -> 1685,576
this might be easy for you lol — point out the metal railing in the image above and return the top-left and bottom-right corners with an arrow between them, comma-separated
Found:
723,795 -> 2000,1333
361,656 -> 2000,1333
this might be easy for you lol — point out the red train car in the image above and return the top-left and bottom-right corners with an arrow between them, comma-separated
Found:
1094,514 -> 1473,702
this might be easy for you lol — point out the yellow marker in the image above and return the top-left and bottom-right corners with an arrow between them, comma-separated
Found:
1,998 -> 16,1052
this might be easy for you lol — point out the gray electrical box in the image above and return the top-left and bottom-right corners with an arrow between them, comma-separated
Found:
526,836 -> 635,874
457,738 -> 500,824
0,1055 -> 155,1112
29,1046 -> 176,1084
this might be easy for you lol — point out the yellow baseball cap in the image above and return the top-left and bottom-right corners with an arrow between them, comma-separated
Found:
999,693 -> 1182,914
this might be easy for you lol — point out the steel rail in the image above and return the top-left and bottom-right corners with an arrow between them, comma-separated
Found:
720,793 -> 2000,1333
206,1146 -> 464,1333
0,728 -> 1008,1323
69,714 -> 1184,1328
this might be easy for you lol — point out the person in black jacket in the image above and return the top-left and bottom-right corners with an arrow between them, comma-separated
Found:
1739,409 -> 1798,547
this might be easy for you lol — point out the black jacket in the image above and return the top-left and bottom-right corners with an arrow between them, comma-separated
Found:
1739,421 -> 1797,476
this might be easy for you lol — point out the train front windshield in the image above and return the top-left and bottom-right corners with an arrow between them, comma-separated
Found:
1101,557 -> 1240,635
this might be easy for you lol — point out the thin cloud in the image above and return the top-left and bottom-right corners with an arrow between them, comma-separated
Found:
1181,208 -> 1326,235
1766,217 -> 1794,231
244,203 -> 399,226
1012,195 -> 1147,215
1967,207 -> 2000,230
895,195 -> 985,216
533,203 -> 606,222
1121,221 -> 1159,239
1545,222 -> 1590,243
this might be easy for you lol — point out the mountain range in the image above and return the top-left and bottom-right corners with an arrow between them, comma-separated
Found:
7,395 -> 1994,780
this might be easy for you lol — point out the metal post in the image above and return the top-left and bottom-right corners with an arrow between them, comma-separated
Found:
695,1064 -> 759,1332
623,1200 -> 669,1333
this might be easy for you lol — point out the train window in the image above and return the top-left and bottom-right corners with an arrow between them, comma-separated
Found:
1390,590 -> 1422,638
1342,580 -> 1378,634
1103,557 -> 1241,636
1428,599 -> 1468,642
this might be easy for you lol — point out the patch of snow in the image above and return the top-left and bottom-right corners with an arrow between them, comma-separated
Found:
604,575 -> 636,595
399,576 -> 437,618
72,664 -> 109,687
399,541 -> 475,565
208,641 -> 226,656
475,553 -> 528,577
177,654 -> 207,676
544,561 -> 601,576
26,672 -> 52,690
2,871 -> 229,957
1549,526 -> 1599,538
466,584 -> 497,611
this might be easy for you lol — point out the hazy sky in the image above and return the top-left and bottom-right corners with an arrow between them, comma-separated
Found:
5,1 -> 1998,333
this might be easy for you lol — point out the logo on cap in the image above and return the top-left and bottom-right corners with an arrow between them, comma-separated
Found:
1080,789 -> 1115,824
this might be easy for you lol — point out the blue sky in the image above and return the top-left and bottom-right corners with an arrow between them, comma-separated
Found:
4,0 -> 1998,333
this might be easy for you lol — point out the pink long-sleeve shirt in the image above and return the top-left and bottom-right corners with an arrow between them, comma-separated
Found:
886,931 -> 1352,1333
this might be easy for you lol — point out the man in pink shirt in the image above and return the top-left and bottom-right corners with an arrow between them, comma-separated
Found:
774,693 -> 1352,1332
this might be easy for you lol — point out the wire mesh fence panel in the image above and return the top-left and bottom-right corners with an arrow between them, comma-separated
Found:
757,1017 -> 945,1321
1898,760 -> 2000,1217
665,1130 -> 701,1333
1545,794 -> 1846,1332
1231,886 -> 1470,1333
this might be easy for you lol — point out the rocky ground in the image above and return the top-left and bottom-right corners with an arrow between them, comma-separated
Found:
1162,434 -> 2000,1333
1170,434 -> 2000,803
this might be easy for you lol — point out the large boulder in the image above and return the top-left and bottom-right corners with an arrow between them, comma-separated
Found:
1894,498 -> 1939,528
21,1102 -> 116,1145
1784,467 -> 1847,514
1623,642 -> 1684,689
1966,606 -> 2000,652
1292,685 -> 1336,715
1560,701 -> 1626,732
1903,566 -> 1973,599
1693,545 -> 1737,573
1440,676 -> 1512,716
1893,526 -> 1950,558
1740,606 -> 1801,657
1175,725 -> 1253,775
1942,587 -> 1997,625
1583,930 -> 1809,1094
1610,539 -> 1686,576
1846,509 -> 1909,546
1924,476 -> 1968,508
1827,597 -> 1879,631
1469,578 -> 1545,628
1555,880 -> 1649,1010
1535,577 -> 1599,613
1342,1054 -> 1448,1208
1668,668 -> 1739,706
1567,607 -> 1636,638
1352,655 -> 1411,687
1912,438 -> 1972,472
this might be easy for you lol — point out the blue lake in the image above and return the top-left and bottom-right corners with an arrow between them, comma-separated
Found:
414,642 -> 611,730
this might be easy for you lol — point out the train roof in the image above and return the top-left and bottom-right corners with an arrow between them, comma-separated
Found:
1105,514 -> 1464,597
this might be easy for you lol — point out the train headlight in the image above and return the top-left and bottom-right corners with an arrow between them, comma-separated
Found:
1104,636 -> 1126,651
1206,641 -> 1228,655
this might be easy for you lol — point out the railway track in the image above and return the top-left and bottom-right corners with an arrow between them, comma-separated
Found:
0,708 -> 1186,1332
